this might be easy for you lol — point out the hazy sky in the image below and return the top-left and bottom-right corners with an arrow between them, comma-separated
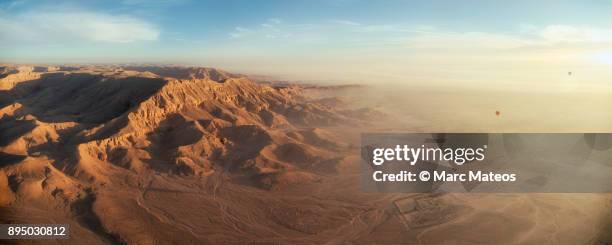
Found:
1,0 -> 612,90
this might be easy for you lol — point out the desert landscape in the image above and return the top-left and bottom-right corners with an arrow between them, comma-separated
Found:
1,65 -> 611,244
3,0 -> 612,243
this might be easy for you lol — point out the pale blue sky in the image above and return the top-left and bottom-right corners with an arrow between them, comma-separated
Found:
1,0 -> 612,88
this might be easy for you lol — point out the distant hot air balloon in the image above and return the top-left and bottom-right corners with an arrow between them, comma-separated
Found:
495,110 -> 500,117
568,71 -> 572,76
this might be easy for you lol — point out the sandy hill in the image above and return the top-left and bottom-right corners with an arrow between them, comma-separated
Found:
0,65 -> 369,189
0,65 -> 378,243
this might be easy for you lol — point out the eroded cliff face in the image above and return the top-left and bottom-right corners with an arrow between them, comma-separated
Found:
0,65 -> 368,205
0,65 -> 378,244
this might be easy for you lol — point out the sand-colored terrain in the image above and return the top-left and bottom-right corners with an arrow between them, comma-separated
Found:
1,65 -> 611,244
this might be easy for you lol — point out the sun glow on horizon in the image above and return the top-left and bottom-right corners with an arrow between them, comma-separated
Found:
1,0 -> 612,90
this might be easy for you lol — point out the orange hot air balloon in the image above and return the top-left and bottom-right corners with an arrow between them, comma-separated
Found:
495,110 -> 500,116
